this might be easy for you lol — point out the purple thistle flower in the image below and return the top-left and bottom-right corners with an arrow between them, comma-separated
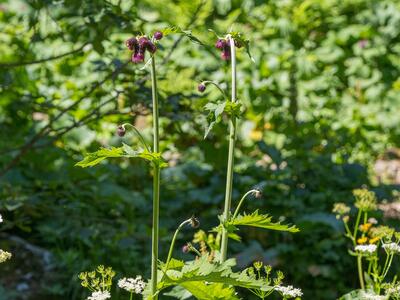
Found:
215,39 -> 226,49
221,47 -> 231,61
117,125 -> 126,137
125,37 -> 137,51
146,41 -> 157,54
132,51 -> 145,63
154,31 -> 163,40
197,83 -> 206,93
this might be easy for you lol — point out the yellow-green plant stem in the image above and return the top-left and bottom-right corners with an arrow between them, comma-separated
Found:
357,255 -> 365,290
150,55 -> 160,300
165,219 -> 192,270
221,35 -> 237,262
232,189 -> 259,219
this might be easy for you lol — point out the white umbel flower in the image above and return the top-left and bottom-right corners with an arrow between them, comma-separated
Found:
118,276 -> 146,294
275,285 -> 303,298
360,291 -> 387,300
355,244 -> 377,253
87,291 -> 111,300
0,249 -> 12,263
382,243 -> 400,254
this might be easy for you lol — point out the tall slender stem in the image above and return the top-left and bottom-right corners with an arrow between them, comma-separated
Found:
150,55 -> 160,300
357,255 -> 365,290
232,189 -> 258,219
165,219 -> 192,270
221,36 -> 237,262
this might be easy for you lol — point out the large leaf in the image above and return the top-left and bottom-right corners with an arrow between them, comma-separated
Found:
227,210 -> 299,233
75,144 -> 167,168
144,256 -> 273,299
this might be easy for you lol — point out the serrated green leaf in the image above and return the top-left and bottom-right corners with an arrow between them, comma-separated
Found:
228,210 -> 299,233
75,147 -> 124,167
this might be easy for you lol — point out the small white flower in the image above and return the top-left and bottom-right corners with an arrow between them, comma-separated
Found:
275,285 -> 303,298
0,214 -> 3,223
0,249 -> 12,263
355,244 -> 377,254
382,243 -> 400,254
118,276 -> 146,294
360,291 -> 387,300
368,217 -> 378,224
87,291 -> 111,300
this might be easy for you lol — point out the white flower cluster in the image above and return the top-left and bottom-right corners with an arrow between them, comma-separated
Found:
382,243 -> 400,254
0,214 -> 3,223
386,285 -> 400,297
355,244 -> 377,253
0,249 -> 12,263
360,291 -> 387,300
118,276 -> 146,294
87,291 -> 111,300
275,285 -> 303,298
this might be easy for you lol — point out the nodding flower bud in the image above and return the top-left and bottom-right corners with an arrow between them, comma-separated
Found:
138,37 -> 149,47
215,39 -> 227,49
182,244 -> 190,253
221,48 -> 231,61
132,52 -> 145,63
154,31 -> 163,40
117,125 -> 126,137
125,37 -> 137,50
146,41 -> 157,54
197,83 -> 206,93
190,216 -> 200,228
234,39 -> 243,48
254,190 -> 262,199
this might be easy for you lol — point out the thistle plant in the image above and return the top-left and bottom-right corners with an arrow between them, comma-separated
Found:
76,28 -> 302,299
334,188 -> 400,299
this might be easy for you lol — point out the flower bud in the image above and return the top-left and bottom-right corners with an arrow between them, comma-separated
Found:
215,39 -> 227,49
234,39 -> 243,48
190,216 -> 200,228
125,37 -> 137,50
221,49 -> 231,61
154,31 -> 163,40
138,37 -> 149,47
254,190 -> 262,199
182,244 -> 189,253
146,41 -> 157,54
132,52 -> 145,63
117,125 -> 126,137
197,83 -> 206,93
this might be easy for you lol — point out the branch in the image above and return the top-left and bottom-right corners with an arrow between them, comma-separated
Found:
0,43 -> 89,68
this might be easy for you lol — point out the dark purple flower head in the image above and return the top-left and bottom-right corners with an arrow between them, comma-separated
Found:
132,52 -> 145,63
182,244 -> 189,253
125,37 -> 137,50
138,36 -> 149,47
117,125 -> 126,137
215,39 -> 227,49
197,83 -> 206,93
234,39 -> 243,48
154,31 -> 163,40
146,41 -> 157,54
221,48 -> 231,61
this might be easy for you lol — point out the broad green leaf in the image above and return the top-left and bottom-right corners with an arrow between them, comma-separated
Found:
75,144 -> 167,168
227,210 -> 299,233
180,282 -> 239,300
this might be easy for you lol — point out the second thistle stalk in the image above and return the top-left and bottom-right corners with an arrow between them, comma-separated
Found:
150,55 -> 160,299
220,36 -> 237,262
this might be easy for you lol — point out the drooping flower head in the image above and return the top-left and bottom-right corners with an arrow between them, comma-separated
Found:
125,32 -> 163,64
197,83 -> 206,93
214,34 -> 244,61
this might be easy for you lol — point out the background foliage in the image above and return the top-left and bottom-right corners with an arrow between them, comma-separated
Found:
1,0 -> 400,299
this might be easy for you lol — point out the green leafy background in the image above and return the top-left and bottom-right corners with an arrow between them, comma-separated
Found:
1,0 -> 400,299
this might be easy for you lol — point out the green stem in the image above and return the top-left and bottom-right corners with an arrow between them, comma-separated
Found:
353,209 -> 362,241
121,123 -> 151,152
130,292 -> 133,300
165,219 -> 192,270
202,80 -> 227,98
150,55 -> 160,300
357,255 -> 365,290
220,35 -> 237,263
232,189 -> 258,219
